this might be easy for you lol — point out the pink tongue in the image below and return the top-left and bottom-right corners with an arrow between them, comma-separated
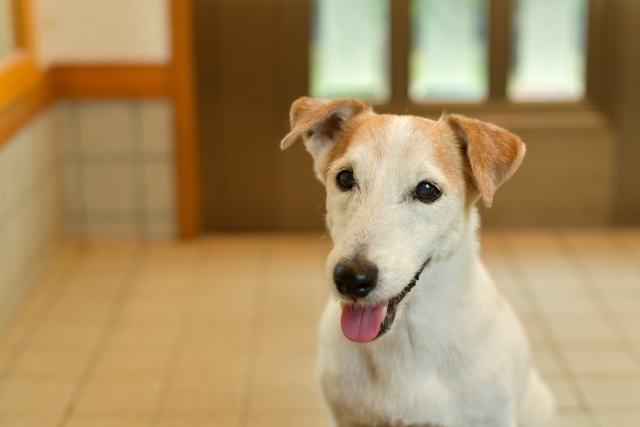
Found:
340,302 -> 386,343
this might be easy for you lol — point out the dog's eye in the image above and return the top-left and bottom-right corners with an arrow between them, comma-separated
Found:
414,181 -> 441,203
336,170 -> 354,191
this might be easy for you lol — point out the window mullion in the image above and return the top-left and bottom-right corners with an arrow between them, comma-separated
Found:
488,0 -> 510,101
390,0 -> 410,104
586,0 -> 614,114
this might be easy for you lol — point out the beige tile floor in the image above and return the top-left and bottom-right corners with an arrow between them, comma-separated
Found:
0,230 -> 639,427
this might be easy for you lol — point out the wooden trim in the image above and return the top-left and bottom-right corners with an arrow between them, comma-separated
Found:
0,58 -> 200,237
0,73 -> 55,149
0,65 -> 174,148
0,53 -> 42,112
377,98 -> 599,113
460,110 -> 608,130
0,0 -> 201,239
170,0 -> 201,238
50,65 -> 172,98
0,0 -> 42,116
13,0 -> 36,51
390,0 -> 410,103
488,0 -> 510,100
586,0 -> 615,116
12,0 -> 25,48
376,101 -> 608,130
0,0 -> 44,146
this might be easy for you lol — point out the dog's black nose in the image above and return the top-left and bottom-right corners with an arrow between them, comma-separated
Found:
333,259 -> 378,298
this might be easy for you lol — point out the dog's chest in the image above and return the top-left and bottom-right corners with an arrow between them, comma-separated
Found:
322,357 -> 458,427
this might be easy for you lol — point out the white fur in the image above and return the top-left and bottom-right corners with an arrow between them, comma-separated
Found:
287,108 -> 554,427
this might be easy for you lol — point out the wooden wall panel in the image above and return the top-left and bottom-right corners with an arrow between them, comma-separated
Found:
195,0 -> 324,231
612,0 -> 640,224
482,126 -> 616,227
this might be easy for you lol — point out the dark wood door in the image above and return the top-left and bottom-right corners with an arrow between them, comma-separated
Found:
194,0 -> 325,231
612,0 -> 640,223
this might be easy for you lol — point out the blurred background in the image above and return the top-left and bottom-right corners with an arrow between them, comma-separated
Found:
0,1 -> 638,426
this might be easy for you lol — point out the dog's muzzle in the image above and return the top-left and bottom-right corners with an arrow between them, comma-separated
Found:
339,258 -> 431,343
374,258 -> 430,340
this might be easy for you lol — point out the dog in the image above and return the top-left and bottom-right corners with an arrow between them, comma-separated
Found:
280,97 -> 554,427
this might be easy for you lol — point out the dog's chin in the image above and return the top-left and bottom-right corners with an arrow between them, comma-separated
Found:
338,258 -> 430,344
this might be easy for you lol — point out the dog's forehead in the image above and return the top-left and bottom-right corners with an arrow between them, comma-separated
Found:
335,114 -> 459,181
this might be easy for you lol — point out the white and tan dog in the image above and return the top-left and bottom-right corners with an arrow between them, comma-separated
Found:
281,98 -> 554,427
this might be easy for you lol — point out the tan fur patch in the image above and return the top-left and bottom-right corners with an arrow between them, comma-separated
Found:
411,117 -> 466,191
325,113 -> 373,166
324,112 -> 395,172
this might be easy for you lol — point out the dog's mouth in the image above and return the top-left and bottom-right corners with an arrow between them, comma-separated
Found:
340,258 -> 430,343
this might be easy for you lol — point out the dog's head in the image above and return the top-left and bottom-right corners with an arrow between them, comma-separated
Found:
281,97 -> 524,343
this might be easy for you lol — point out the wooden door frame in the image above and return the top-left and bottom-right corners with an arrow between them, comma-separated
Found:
0,0 -> 201,238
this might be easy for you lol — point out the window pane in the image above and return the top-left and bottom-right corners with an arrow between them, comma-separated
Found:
0,0 -> 17,60
410,0 -> 488,103
310,0 -> 390,102
508,0 -> 588,102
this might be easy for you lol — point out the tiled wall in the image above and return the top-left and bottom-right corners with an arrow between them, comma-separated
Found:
0,110 -> 65,330
32,0 -> 171,67
0,98 -> 178,330
57,99 -> 177,239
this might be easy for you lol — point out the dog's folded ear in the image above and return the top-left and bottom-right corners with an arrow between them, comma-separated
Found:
281,97 -> 369,150
443,114 -> 525,207
281,97 -> 369,183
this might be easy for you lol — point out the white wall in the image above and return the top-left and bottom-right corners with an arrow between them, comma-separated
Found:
32,0 -> 172,67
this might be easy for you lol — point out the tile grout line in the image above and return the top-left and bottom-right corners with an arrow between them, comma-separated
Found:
0,193 -> 67,332
235,239 -> 273,427
147,241 -> 210,427
131,102 -> 149,239
0,136 -> 66,236
613,230 -> 640,287
498,232 -> 598,426
56,245 -> 148,427
0,244 -> 85,380
0,231 -> 66,347
555,232 -> 640,374
69,103 -> 89,239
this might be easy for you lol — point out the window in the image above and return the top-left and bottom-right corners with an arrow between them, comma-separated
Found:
410,0 -> 488,102
310,0 -> 390,102
508,0 -> 588,101
310,0 -> 606,113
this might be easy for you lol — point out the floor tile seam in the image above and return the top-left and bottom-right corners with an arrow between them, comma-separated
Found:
1,228 -> 68,323
567,371 -> 640,380
555,234 -> 640,373
235,240 -> 274,427
613,233 -> 640,279
147,244 -> 215,427
499,234 -> 596,424
55,247 -> 149,427
0,246 -> 87,380
588,406 -> 640,414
